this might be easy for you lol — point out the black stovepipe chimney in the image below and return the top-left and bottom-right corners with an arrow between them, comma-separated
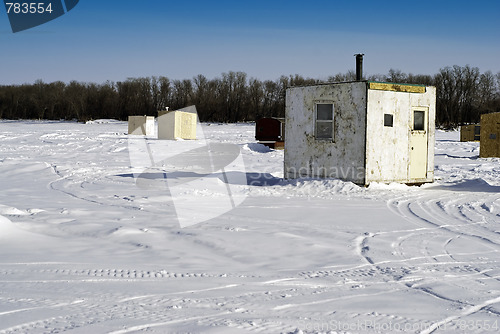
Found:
355,53 -> 364,81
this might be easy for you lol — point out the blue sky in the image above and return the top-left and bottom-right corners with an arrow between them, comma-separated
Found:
1,0 -> 499,85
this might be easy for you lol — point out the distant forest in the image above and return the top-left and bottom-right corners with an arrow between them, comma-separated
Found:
0,65 -> 499,128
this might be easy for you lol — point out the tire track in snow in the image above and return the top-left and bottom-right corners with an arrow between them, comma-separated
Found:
421,195 -> 500,245
419,295 -> 500,334
107,311 -> 233,334
366,189 -> 500,328
353,231 -> 475,308
321,186 -> 500,331
0,266 -> 294,333
48,172 -> 144,212
385,193 -> 500,264
0,293 -> 229,334
347,231 -> 481,328
0,300 -> 84,316
0,267 -> 255,283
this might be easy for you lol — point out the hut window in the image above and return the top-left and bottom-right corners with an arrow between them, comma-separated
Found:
413,110 -> 425,131
315,103 -> 334,140
384,114 -> 393,127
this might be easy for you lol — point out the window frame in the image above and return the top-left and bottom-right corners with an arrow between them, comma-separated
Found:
384,113 -> 394,127
412,108 -> 428,132
314,101 -> 335,141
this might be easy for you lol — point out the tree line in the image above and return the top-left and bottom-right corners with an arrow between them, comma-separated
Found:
0,65 -> 499,127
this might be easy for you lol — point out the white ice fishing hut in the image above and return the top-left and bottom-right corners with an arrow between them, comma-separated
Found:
284,59 -> 436,186
128,116 -> 155,136
157,108 -> 197,140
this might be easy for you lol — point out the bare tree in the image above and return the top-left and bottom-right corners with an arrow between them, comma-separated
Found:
478,71 -> 496,113
387,69 -> 408,83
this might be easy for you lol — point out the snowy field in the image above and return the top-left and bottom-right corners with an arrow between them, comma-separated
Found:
0,120 -> 499,334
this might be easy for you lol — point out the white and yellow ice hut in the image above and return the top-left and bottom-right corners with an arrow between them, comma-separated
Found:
284,81 -> 436,185
157,106 -> 197,140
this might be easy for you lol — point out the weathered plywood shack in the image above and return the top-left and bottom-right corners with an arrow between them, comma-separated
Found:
285,81 -> 436,185
157,109 -> 197,140
128,116 -> 155,136
480,112 -> 500,158
460,124 -> 480,142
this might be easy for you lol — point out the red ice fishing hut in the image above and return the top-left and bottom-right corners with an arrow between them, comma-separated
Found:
255,117 -> 285,149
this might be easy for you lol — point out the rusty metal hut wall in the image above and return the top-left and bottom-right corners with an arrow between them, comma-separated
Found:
480,112 -> 500,158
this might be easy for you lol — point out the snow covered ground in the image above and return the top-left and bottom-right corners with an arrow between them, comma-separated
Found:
0,120 -> 499,333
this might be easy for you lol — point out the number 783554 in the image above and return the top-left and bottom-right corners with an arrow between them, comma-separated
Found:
5,2 -> 54,14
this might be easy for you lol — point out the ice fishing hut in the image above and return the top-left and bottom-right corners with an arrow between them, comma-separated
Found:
255,117 -> 285,149
284,56 -> 436,185
480,112 -> 500,158
157,107 -> 197,140
128,116 -> 155,136
460,124 -> 480,142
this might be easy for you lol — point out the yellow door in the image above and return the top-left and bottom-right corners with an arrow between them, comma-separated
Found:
409,109 -> 428,180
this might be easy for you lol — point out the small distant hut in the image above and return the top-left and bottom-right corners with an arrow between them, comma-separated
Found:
128,116 -> 155,136
460,124 -> 480,142
255,117 -> 285,149
480,112 -> 500,158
